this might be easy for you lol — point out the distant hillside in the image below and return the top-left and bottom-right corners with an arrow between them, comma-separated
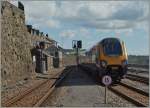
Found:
128,55 -> 149,65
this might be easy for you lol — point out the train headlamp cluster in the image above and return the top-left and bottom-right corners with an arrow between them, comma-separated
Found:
101,61 -> 107,68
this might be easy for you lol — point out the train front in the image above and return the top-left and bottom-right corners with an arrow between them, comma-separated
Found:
99,38 -> 128,82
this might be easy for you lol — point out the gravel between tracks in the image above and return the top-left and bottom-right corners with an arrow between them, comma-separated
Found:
110,84 -> 149,106
41,66 -> 135,107
127,71 -> 149,78
122,78 -> 149,93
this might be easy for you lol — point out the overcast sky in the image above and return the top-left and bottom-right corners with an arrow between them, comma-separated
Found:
10,0 -> 149,55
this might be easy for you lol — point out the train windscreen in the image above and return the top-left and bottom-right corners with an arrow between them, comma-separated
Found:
102,39 -> 122,56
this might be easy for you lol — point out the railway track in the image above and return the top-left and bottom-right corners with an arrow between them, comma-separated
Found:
109,82 -> 149,107
79,63 -> 149,106
128,64 -> 149,69
2,67 -> 72,107
126,73 -> 149,84
128,68 -> 148,74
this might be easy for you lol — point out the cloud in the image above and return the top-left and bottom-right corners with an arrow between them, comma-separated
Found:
136,20 -> 149,33
55,1 -> 149,29
59,27 -> 90,39
10,1 -> 149,30
8,1 -> 149,55
28,18 -> 60,31
112,1 -> 149,21
10,1 -> 58,29
82,20 -> 137,29
45,19 -> 60,28
9,0 -> 149,39
60,30 -> 76,38
78,27 -> 90,37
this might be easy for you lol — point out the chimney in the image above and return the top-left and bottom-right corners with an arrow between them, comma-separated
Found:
18,1 -> 24,11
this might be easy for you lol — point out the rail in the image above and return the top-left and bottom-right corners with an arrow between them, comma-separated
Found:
109,82 -> 149,107
2,67 -> 72,107
126,73 -> 149,84
128,64 -> 149,69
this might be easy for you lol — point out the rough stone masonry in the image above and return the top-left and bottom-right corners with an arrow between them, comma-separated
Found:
1,1 -> 71,87
1,1 -> 39,87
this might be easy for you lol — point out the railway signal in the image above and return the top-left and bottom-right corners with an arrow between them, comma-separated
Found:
77,40 -> 82,48
72,40 -> 82,49
72,40 -> 77,48
72,40 -> 82,65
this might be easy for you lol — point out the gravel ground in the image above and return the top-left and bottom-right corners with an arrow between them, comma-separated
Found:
122,78 -> 149,93
128,67 -> 149,72
41,66 -> 135,107
1,67 -> 64,103
127,70 -> 149,78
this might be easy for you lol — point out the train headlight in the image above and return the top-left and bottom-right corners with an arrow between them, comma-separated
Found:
122,60 -> 128,67
101,61 -> 107,68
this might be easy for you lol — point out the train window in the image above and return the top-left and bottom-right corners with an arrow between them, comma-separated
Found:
102,39 -> 122,56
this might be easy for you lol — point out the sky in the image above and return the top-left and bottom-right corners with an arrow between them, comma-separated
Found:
10,0 -> 149,55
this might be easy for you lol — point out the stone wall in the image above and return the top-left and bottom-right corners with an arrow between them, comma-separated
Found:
1,1 -> 34,86
1,1 -> 65,87
63,55 -> 76,66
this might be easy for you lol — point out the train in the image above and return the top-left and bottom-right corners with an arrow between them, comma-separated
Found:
86,37 -> 128,83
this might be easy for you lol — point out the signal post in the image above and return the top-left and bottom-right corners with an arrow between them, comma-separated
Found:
72,40 -> 82,66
